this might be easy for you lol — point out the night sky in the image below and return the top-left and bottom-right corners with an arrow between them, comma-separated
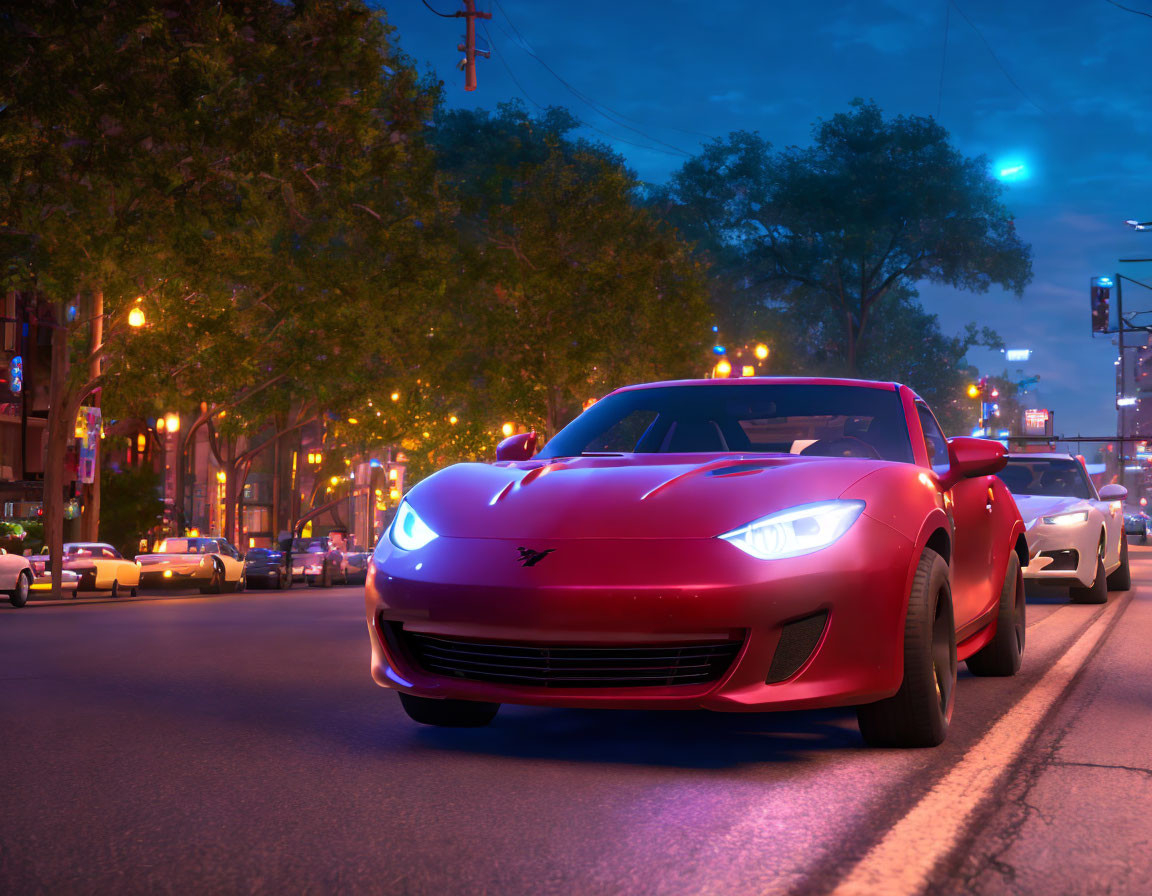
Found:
384,0 -> 1152,437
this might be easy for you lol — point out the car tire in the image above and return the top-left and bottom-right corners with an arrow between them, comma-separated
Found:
1106,535 -> 1131,591
967,552 -> 1025,677
8,571 -> 30,608
202,563 -> 224,595
110,579 -> 119,599
321,563 -> 332,588
857,547 -> 956,748
130,587 -> 138,597
237,575 -> 246,594
1070,554 -> 1108,604
398,693 -> 500,727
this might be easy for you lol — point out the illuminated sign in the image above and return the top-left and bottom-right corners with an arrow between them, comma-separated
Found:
1118,397 -> 1138,408
1023,409 -> 1053,437
1005,349 -> 1031,362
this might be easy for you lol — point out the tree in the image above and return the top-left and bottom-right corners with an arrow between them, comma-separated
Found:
656,100 -> 1033,374
432,103 -> 711,437
2,0 -> 449,573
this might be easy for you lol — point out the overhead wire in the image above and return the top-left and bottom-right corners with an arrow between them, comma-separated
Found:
936,0 -> 950,119
1103,0 -> 1152,19
479,21 -> 693,159
948,0 -> 1047,115
421,0 -> 456,18
490,0 -> 713,144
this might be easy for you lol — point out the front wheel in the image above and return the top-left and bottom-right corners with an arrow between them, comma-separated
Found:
398,693 -> 500,727
1107,536 -> 1131,591
110,579 -> 119,599
1070,554 -> 1107,604
8,571 -> 30,608
967,552 -> 1025,676
857,548 -> 956,748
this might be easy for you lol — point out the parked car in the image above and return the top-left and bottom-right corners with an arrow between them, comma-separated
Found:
1124,509 -> 1149,543
136,537 -> 246,593
344,548 -> 371,585
243,548 -> 291,589
1,548 -> 33,607
28,558 -> 80,599
996,454 -> 1129,603
368,376 -> 1028,748
288,537 -> 346,588
30,542 -> 140,597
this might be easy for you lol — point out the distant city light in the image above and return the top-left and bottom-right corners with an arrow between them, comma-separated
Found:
1118,397 -> 1138,407
1005,349 -> 1031,362
712,345 -> 726,356
1096,276 -> 1114,287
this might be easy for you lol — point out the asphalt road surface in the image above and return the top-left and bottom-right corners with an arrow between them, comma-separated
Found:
3,549 -> 1150,895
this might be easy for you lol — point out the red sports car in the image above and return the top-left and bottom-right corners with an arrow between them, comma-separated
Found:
366,378 -> 1027,747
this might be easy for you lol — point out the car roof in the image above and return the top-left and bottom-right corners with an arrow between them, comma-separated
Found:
64,542 -> 116,550
1005,453 -> 1075,461
611,376 -> 902,394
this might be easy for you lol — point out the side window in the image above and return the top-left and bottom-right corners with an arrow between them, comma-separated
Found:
916,403 -> 950,474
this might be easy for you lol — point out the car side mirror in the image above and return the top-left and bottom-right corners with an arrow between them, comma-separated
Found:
496,430 -> 538,462
939,437 -> 1007,490
1099,484 -> 1128,501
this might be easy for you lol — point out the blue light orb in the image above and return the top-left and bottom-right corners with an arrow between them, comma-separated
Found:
712,345 -> 726,356
994,159 -> 1030,182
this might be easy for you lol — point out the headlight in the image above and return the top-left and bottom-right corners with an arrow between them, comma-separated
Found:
719,500 -> 865,560
1042,511 -> 1089,527
388,500 -> 438,551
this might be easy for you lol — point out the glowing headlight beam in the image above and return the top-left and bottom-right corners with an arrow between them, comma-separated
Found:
719,500 -> 865,560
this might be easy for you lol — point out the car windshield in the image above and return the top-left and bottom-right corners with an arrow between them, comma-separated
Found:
996,459 -> 1096,499
537,383 -> 914,463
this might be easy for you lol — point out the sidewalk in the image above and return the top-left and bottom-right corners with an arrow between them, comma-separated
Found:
946,580 -> 1152,893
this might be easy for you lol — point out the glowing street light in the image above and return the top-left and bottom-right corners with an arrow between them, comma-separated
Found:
715,359 -> 732,378
754,343 -> 769,361
501,422 -> 514,437
128,307 -> 146,328
164,412 -> 180,433
966,384 -> 980,399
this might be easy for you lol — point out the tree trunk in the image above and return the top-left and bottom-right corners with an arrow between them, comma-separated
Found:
222,441 -> 238,545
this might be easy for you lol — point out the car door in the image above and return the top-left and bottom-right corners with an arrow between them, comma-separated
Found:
915,402 -> 999,632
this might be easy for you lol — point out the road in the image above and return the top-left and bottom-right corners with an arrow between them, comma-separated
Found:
2,549 -> 1150,895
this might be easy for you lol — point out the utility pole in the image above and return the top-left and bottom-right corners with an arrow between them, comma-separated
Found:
1118,273 -> 1126,491
456,0 -> 491,92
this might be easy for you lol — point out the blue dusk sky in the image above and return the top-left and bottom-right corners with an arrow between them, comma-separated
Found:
383,0 -> 1152,437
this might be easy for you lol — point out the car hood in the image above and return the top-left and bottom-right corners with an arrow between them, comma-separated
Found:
1013,495 -> 1092,527
407,454 -> 886,540
137,553 -> 208,567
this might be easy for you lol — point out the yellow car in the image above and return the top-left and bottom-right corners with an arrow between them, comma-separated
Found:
32,543 -> 142,597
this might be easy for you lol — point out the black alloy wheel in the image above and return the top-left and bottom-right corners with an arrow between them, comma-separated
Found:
967,552 -> 1025,676
1070,538 -> 1108,604
857,547 -> 956,748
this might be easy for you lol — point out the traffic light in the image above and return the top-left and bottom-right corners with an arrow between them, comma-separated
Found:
1091,277 -> 1112,333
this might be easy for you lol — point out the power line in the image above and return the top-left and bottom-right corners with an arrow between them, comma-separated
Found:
486,17 -> 692,157
421,0 -> 456,18
948,0 -> 1047,115
1103,0 -> 1152,19
936,0 -> 951,119
479,22 -> 693,159
491,0 -> 713,143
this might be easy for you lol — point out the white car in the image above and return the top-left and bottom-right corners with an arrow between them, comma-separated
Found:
0,549 -> 33,608
136,537 -> 246,593
997,453 -> 1129,603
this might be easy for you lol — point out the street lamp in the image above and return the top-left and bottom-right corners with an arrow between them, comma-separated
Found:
501,422 -> 514,437
128,307 -> 146,328
754,343 -> 769,361
164,412 -> 180,433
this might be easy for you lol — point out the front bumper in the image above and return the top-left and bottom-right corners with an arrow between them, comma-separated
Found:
365,515 -> 915,712
1023,523 -> 1098,587
138,567 -> 211,588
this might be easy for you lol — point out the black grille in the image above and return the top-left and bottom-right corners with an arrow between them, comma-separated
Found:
395,626 -> 742,688
1039,549 -> 1078,571
766,611 -> 828,683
